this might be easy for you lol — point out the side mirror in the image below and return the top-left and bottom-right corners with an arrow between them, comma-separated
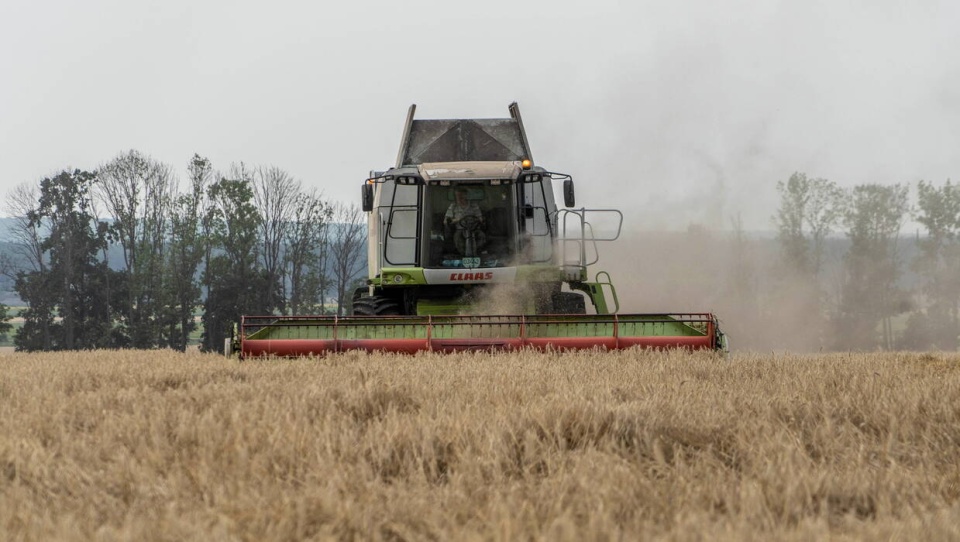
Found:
361,183 -> 374,212
563,179 -> 576,207
523,204 -> 535,219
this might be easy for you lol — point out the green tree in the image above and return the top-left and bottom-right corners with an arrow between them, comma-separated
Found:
0,302 -> 11,343
2,183 -> 49,348
15,170 -> 122,350
284,190 -> 331,314
201,175 -> 277,352
835,183 -> 910,350
905,180 -> 960,349
160,154 -> 212,351
773,172 -> 842,350
97,150 -> 176,348
13,271 -> 57,351
775,172 -> 842,277
251,166 -> 300,314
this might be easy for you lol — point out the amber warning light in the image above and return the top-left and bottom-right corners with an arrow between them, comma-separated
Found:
521,159 -> 532,169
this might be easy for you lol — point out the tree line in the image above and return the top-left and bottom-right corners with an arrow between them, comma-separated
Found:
771,173 -> 959,350
0,151 -> 367,352
2,160 -> 957,353
594,173 -> 959,353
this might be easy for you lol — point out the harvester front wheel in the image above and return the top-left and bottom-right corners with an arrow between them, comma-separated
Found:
352,295 -> 402,316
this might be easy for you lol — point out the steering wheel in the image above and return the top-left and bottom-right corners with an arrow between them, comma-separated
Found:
457,215 -> 482,232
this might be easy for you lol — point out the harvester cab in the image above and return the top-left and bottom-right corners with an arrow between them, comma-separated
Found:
235,103 -> 727,357
358,103 -> 622,317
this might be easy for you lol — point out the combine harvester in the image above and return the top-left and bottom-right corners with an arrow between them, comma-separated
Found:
236,103 -> 726,357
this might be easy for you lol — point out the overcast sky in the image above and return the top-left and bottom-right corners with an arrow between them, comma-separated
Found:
2,0 -> 958,231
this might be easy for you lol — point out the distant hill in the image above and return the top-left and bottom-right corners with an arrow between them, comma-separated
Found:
0,217 -> 16,242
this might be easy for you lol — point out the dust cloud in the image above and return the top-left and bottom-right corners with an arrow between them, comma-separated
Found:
594,227 -> 828,352
459,223 -> 827,353
465,282 -> 532,316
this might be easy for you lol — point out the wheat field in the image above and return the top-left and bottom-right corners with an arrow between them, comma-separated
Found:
1,348 -> 959,541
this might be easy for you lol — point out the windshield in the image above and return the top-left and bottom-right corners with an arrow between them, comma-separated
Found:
422,180 -> 517,269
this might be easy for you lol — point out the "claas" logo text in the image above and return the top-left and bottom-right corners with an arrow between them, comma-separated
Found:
449,272 -> 494,281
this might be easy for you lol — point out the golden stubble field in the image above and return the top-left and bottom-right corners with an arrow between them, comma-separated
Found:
1,349 -> 959,541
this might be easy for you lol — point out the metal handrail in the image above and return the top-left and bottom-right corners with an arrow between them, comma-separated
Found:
555,208 -> 624,269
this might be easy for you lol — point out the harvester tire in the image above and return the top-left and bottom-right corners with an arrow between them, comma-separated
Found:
352,295 -> 402,316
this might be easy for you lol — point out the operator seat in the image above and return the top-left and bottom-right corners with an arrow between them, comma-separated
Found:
484,207 -> 509,257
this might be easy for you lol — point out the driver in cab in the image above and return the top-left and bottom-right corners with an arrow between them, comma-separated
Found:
444,187 -> 485,255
